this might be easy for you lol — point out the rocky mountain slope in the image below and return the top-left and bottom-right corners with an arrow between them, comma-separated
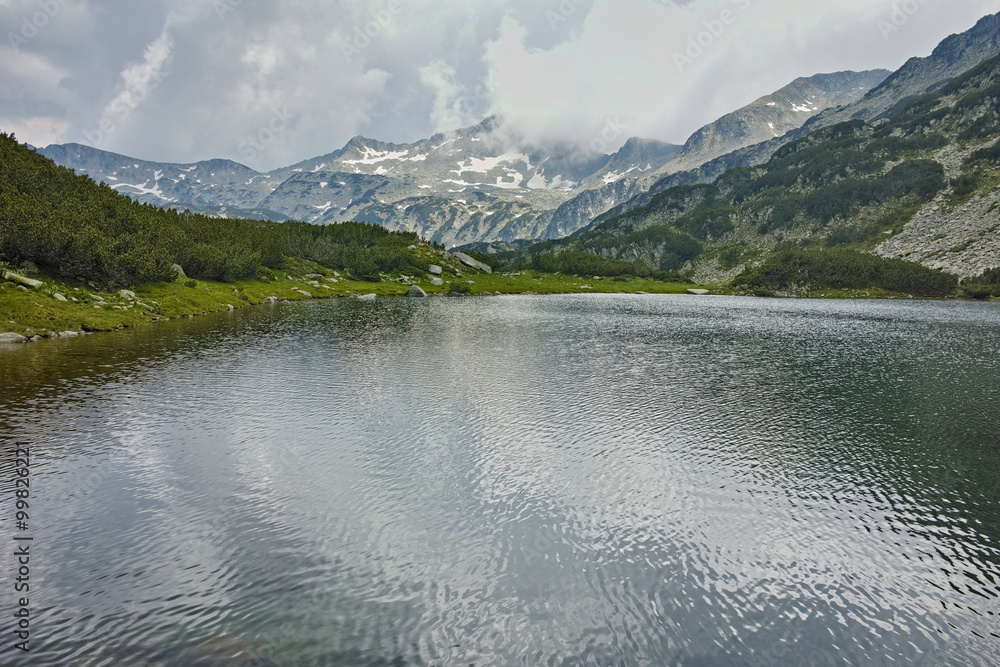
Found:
586,12 -> 1000,234
530,52 -> 1000,283
663,70 -> 889,174
37,71 -> 883,248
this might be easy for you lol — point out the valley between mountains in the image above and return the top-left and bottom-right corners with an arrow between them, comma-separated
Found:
3,12 -> 1000,343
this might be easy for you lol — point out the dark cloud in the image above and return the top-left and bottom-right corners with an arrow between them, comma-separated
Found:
2,0 -> 998,170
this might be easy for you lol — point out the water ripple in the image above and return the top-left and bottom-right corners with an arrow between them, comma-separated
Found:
0,296 -> 998,666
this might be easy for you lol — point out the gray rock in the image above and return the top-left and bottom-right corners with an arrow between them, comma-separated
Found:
430,277 -> 444,286
357,293 -> 377,301
294,290 -> 312,298
428,264 -> 443,275
452,252 -> 493,274
305,274 -> 324,279
3,271 -> 43,289
118,289 -> 136,300
57,331 -> 80,338
263,296 -> 279,304
53,293 -> 68,302
687,289 -> 711,295
171,263 -> 187,278
227,304 -> 235,311
0,333 -> 28,344
19,260 -> 38,273
407,285 -> 427,297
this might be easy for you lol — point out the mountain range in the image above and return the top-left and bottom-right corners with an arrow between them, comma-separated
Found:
535,49 -> 1000,285
37,71 -> 888,247
586,12 -> 1000,230
29,10 -> 1000,285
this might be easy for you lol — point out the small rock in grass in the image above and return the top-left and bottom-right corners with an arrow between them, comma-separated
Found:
4,271 -> 43,289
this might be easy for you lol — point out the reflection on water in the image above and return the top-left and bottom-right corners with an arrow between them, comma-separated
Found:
1,295 -> 998,666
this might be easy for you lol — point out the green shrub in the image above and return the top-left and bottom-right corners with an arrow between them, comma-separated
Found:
733,248 -> 957,297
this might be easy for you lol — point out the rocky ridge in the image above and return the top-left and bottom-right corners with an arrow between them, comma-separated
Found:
37,72 -> 886,248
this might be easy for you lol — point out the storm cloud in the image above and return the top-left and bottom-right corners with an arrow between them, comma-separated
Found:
2,0 -> 999,170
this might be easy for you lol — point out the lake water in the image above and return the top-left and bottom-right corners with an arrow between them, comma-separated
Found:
1,295 -> 998,666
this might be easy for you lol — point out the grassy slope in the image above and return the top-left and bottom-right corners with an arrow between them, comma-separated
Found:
0,250 -> 703,339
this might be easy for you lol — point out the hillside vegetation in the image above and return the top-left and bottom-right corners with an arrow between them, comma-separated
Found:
0,132 -> 459,287
515,53 -> 1000,292
2,133 -> 705,338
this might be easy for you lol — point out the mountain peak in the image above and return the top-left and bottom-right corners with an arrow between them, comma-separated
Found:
665,69 -> 891,172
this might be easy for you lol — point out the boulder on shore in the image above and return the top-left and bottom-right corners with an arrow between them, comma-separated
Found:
407,285 -> 427,298
428,264 -> 443,275
357,293 -> 377,301
687,289 -> 711,296
452,252 -> 493,274
3,271 -> 43,289
0,333 -> 28,344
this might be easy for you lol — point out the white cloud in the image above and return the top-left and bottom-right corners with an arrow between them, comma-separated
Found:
420,60 -> 465,133
92,28 -> 173,146
2,0 -> 999,169
483,0 -> 1000,150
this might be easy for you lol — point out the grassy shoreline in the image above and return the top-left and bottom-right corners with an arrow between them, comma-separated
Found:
4,254 -> 993,344
0,257 -> 710,342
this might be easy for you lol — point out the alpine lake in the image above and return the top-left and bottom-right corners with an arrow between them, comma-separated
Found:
1,294 -> 998,666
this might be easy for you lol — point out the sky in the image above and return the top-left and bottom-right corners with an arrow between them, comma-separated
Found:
2,0 -> 999,171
